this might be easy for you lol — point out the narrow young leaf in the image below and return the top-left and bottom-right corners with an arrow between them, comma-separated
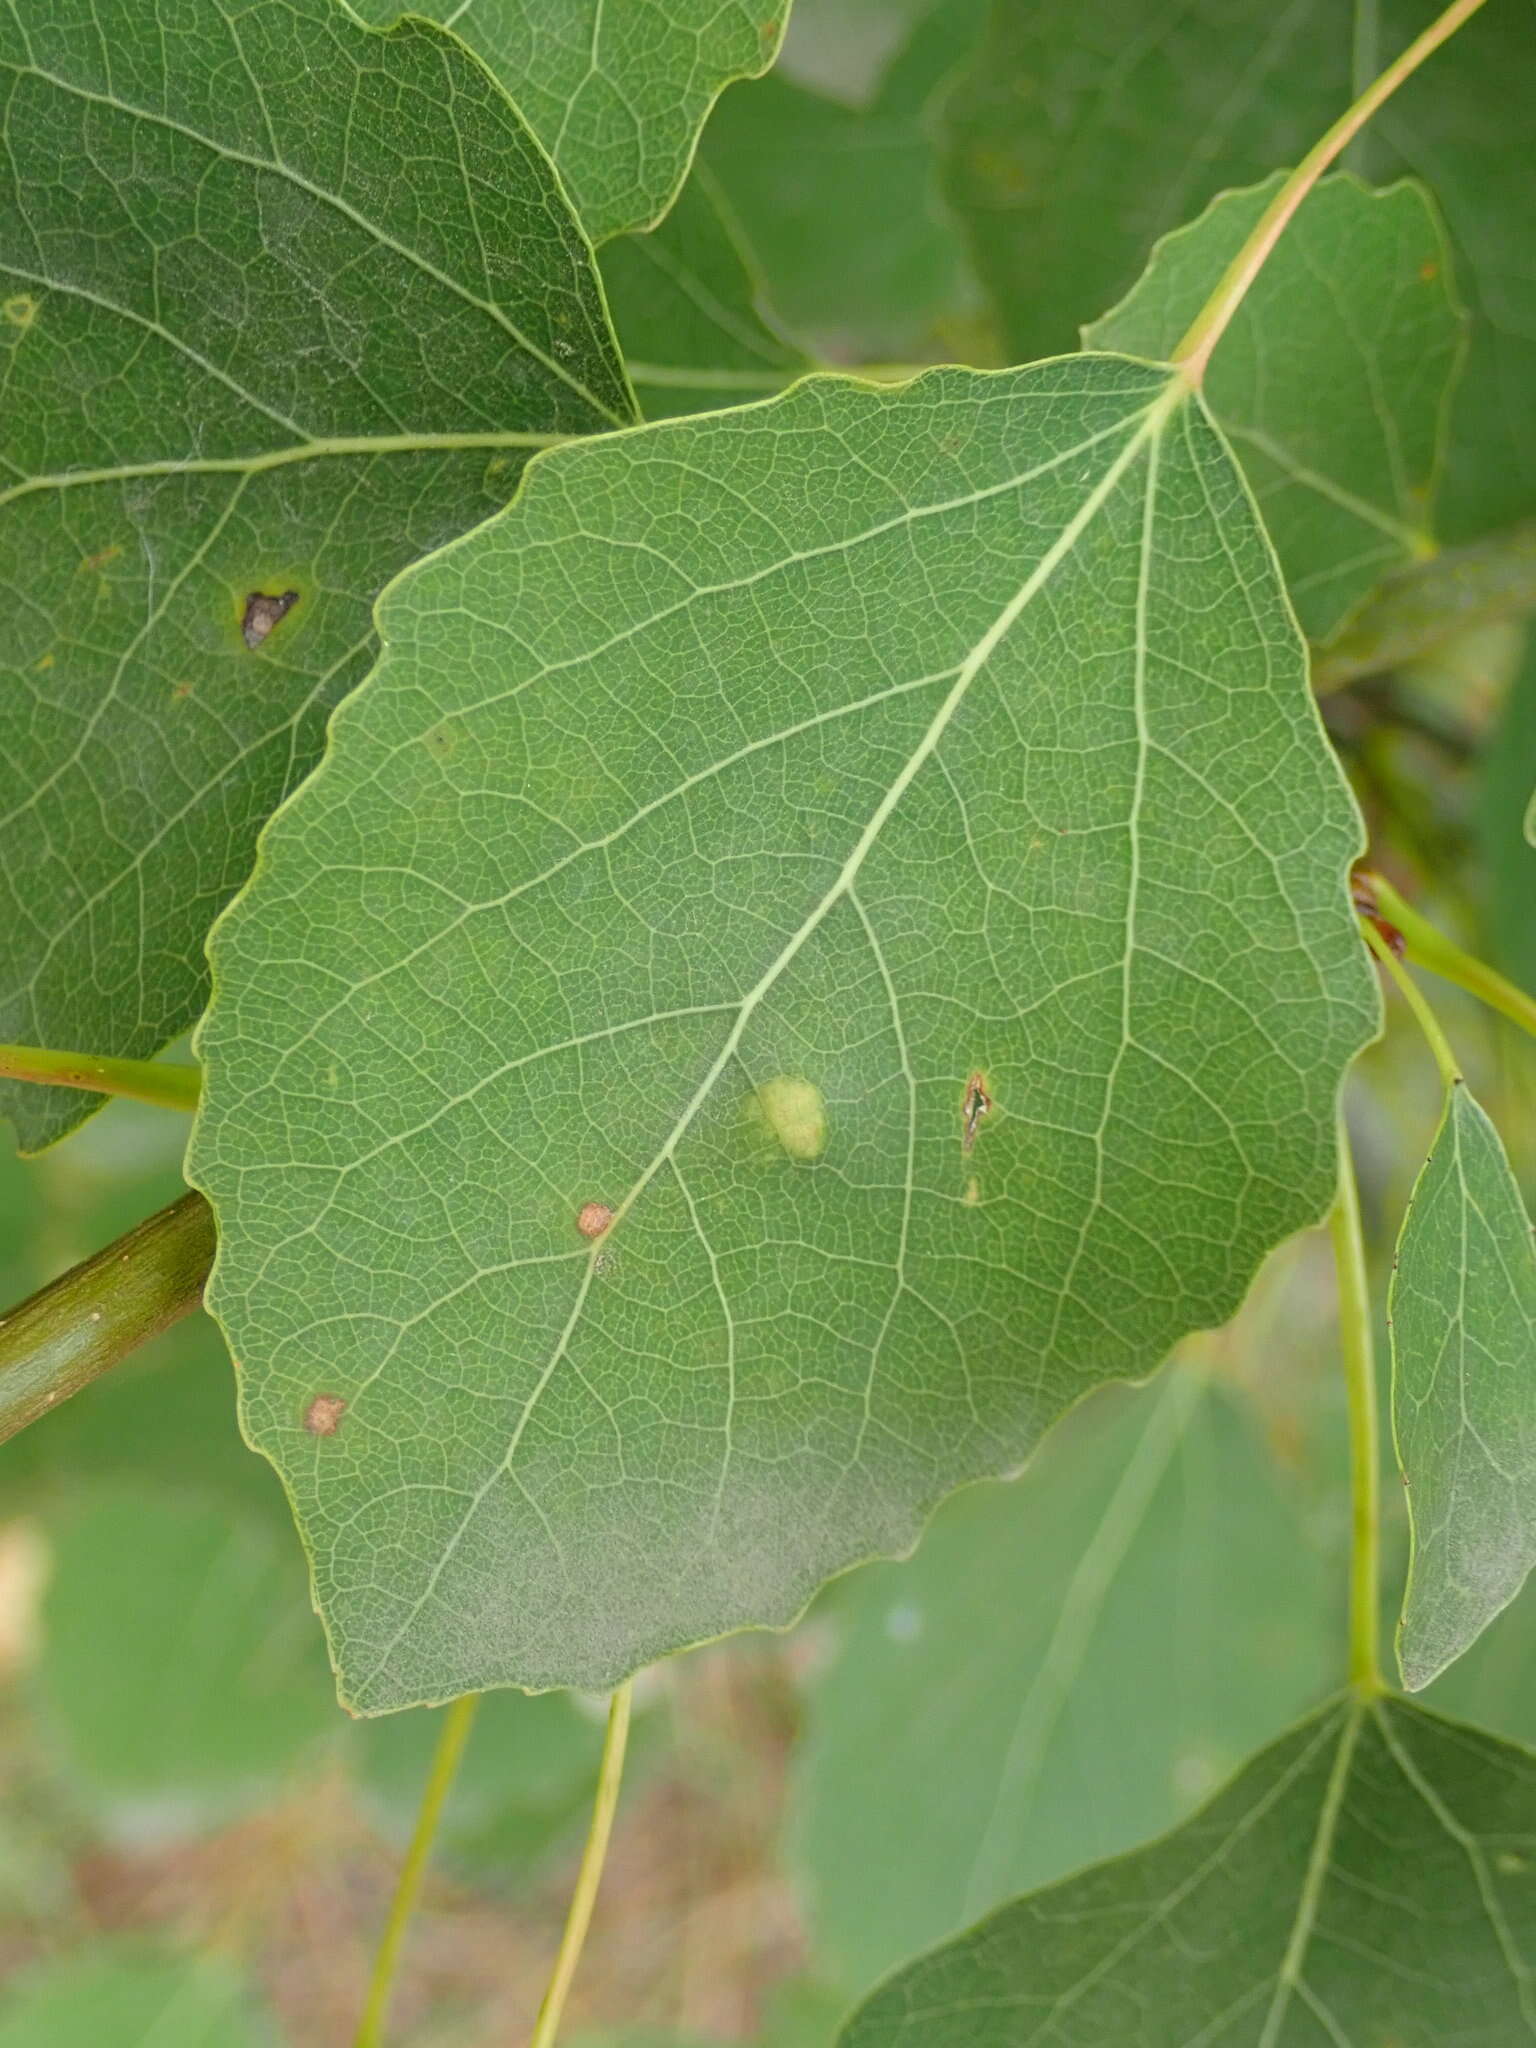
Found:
944,0 -> 1535,542
191,357 -> 1375,1711
792,1371 -> 1334,1994
0,0 -> 632,1152
351,0 -> 787,243
839,1697 -> 1536,2047
1086,175 -> 1464,643
1393,1082 -> 1536,1691
599,168 -> 808,420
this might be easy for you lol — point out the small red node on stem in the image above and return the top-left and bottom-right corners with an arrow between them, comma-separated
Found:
576,1202 -> 614,1239
1350,869 -> 1406,958
304,1394 -> 347,1436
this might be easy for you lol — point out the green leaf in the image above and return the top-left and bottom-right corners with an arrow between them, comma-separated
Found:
1479,632 -> 1536,996
943,0 -> 1535,543
599,166 -> 807,420
1085,175 -> 1464,644
702,0 -> 989,363
0,1948 -> 277,2048
352,0 -> 786,244
191,356 -> 1375,1712
32,1492 -> 337,1818
1391,1080 -> 1536,1691
791,1370 -> 1334,1995
838,1695 -> 1536,2047
942,0 -> 1350,367
0,0 -> 631,1153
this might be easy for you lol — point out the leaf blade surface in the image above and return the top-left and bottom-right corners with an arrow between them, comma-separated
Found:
839,1696 -> 1536,2047
0,0 -> 631,1149
1393,1081 -> 1536,1690
191,358 -> 1375,1709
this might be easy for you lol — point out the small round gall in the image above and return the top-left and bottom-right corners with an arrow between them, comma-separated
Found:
576,1201 -> 614,1239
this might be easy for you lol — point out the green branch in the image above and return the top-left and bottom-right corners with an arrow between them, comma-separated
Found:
0,1191 -> 216,1444
0,1042 -> 201,1115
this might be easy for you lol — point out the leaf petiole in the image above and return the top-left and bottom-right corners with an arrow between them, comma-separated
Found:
530,1680 -> 634,2048
353,1692 -> 480,2048
1360,916 -> 1463,1091
1172,0 -> 1489,386
0,1042 -> 201,1116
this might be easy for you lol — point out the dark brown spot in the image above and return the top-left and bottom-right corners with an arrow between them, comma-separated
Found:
962,1073 -> 991,1153
242,589 -> 300,649
577,1201 -> 614,1239
304,1394 -> 347,1436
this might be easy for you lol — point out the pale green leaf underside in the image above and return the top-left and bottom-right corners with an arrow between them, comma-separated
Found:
192,357 -> 1375,1711
0,0 -> 631,1153
351,0 -> 787,243
1393,1082 -> 1536,1692
1086,174 -> 1464,644
840,1694 -> 1536,2046
793,1369 -> 1334,1994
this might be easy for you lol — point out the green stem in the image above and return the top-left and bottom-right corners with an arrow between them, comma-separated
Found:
1361,871 -> 1536,1044
0,1042 -> 200,1114
529,1680 -> 634,2048
353,1693 -> 480,2048
1172,0 -> 1489,386
1361,917 -> 1463,1089
1329,1117 -> 1382,1696
0,1191 -> 216,1444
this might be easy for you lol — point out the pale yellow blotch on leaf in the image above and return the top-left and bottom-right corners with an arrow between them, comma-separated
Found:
754,1075 -> 827,1161
2,294 -> 37,330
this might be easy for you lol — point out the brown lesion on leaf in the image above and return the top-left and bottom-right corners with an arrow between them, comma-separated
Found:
962,1073 -> 991,1153
577,1202 -> 614,1239
304,1394 -> 347,1436
242,589 -> 300,649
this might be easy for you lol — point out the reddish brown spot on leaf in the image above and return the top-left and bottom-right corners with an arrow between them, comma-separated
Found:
577,1201 -> 614,1239
1420,260 -> 1439,282
304,1394 -> 347,1436
242,589 -> 300,649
